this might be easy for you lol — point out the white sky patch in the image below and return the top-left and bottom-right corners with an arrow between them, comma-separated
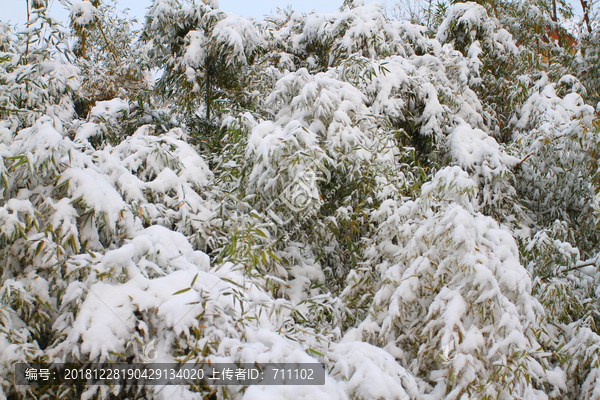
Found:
7,0 -> 583,28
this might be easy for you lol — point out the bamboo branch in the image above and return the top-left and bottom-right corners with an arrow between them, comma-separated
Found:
574,255 -> 600,269
25,0 -> 30,57
580,0 -> 592,34
0,106 -> 41,113
97,21 -> 119,63
539,256 -> 599,281
513,152 -> 534,170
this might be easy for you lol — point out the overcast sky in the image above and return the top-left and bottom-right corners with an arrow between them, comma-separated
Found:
0,0 -> 583,29
0,0 -> 399,27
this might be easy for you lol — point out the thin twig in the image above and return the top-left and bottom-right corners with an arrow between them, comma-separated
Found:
539,256 -> 599,281
513,152 -> 534,170
97,21 -> 118,63
574,255 -> 600,269
25,0 -> 31,57
514,133 -> 568,170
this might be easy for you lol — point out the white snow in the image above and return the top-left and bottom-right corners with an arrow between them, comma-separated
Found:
70,1 -> 99,26
2,2 -> 598,399
90,98 -> 129,120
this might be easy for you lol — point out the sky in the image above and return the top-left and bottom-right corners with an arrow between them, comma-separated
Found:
0,0 -> 398,28
0,0 -> 584,30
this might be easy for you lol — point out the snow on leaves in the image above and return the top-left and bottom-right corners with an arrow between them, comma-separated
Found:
2,0 -> 600,399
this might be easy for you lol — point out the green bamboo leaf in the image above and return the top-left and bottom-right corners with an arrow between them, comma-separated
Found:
34,241 -> 44,257
255,228 -> 267,238
266,250 -> 281,263
8,156 -> 28,171
306,348 -> 324,357
172,287 -> 192,295
221,277 -> 243,288
108,351 -> 126,358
